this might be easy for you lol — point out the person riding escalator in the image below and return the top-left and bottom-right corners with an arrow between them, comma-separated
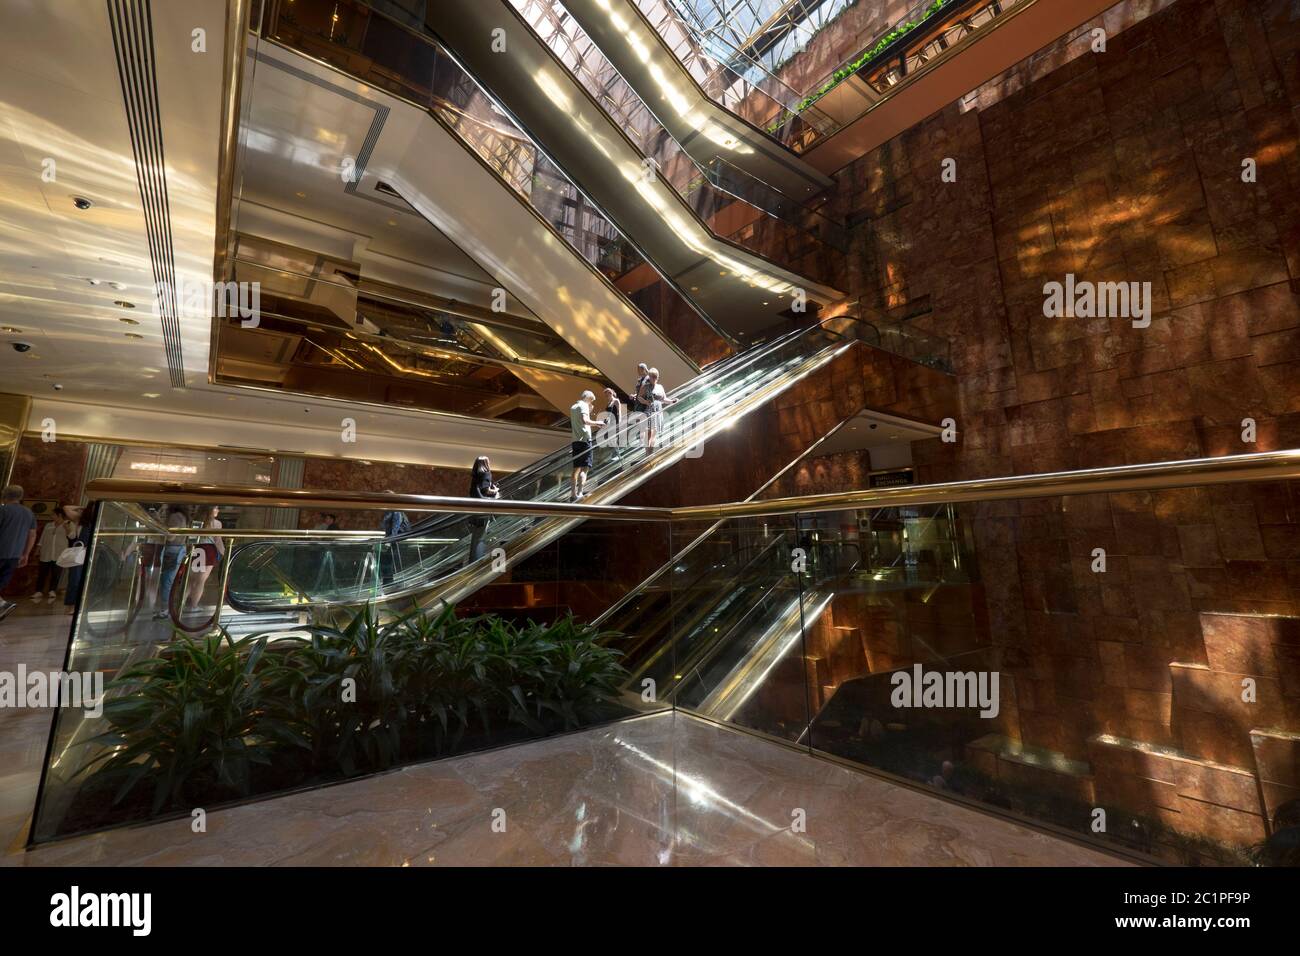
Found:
466,455 -> 500,565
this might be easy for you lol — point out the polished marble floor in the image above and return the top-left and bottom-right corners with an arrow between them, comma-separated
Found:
0,607 -> 1125,866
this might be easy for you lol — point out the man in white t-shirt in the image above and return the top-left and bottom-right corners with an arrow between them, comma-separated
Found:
569,389 -> 604,501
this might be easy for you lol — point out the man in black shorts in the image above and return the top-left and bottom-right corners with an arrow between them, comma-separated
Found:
569,389 -> 604,501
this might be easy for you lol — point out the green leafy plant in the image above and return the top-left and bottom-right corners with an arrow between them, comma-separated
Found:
272,607 -> 419,776
78,606 -> 630,821
793,0 -> 953,114
84,631 -> 309,814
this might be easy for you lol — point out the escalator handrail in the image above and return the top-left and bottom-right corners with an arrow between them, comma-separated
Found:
89,449 -> 1300,527
426,0 -> 840,294
256,21 -> 716,370
217,334 -> 857,611
398,323 -> 834,540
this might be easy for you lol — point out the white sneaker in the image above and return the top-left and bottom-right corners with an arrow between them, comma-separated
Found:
32,593 -> 43,603
46,590 -> 56,599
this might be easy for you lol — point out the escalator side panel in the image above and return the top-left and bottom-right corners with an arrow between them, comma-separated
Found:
560,0 -> 833,200
372,64 -> 698,388
427,0 -> 843,338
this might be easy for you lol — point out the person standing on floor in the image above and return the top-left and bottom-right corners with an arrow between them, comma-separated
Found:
61,502 -> 94,616
569,390 -> 605,501
0,485 -> 38,623
152,504 -> 190,620
32,505 -> 71,604
183,505 -> 225,615
467,455 -> 500,563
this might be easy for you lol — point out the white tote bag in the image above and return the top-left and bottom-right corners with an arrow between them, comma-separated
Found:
56,542 -> 86,568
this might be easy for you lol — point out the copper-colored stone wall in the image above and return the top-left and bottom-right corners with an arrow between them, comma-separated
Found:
297,457 -> 480,530
625,277 -> 733,368
746,0 -> 916,124
625,341 -> 955,508
1,437 -> 89,597
10,437 -> 88,510
820,0 -> 1300,849
761,448 -> 874,499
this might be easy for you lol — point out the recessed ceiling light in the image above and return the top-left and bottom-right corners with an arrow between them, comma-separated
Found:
295,191 -> 307,198
1,326 -> 21,333
72,196 -> 93,210
142,392 -> 160,398
115,300 -> 135,309
85,278 -> 102,286
124,332 -> 143,339
119,317 -> 139,325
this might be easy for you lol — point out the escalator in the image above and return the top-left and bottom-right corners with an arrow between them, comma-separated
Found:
551,0 -> 834,200
224,321 -> 857,615
415,0 -> 845,338
602,516 -> 808,703
598,486 -> 971,738
508,0 -> 849,270
253,0 -> 709,385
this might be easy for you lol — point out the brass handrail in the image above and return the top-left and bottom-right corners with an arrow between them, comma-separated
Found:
93,529 -> 460,541
85,448 -> 1300,521
212,0 -> 252,287
85,478 -> 677,521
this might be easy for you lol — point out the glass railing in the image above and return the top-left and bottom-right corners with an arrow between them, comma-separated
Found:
827,307 -> 955,374
28,498 -> 671,843
27,449 -> 1300,866
632,0 -> 841,152
509,0 -> 850,273
600,500 -> 971,731
257,0 -> 729,363
793,0 -> 1027,123
663,476 -> 1300,867
221,316 -> 950,616
223,324 -> 852,612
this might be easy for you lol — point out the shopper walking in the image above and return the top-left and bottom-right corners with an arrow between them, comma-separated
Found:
0,485 -> 38,623
153,505 -> 190,620
62,502 -> 94,616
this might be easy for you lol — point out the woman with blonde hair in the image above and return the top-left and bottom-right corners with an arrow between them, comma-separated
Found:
641,368 -> 678,451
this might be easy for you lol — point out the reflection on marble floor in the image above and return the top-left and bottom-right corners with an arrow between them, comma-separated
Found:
0,607 -> 68,857
0,608 -> 1126,866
